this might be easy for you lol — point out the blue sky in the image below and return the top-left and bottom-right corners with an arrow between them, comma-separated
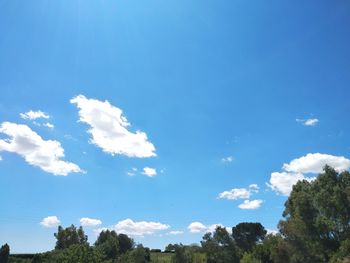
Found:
1,0 -> 350,253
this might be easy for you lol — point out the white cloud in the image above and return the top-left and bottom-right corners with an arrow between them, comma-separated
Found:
283,153 -> 350,174
218,184 -> 259,200
0,155 -> 2,161
266,229 -> 278,235
80,217 -> 102,227
267,172 -> 312,196
70,95 -> 156,158
221,156 -> 234,163
187,222 -> 207,233
168,230 -> 184,235
113,219 -> 169,236
127,167 -> 138,176
296,118 -> 319,126
238,199 -> 263,210
43,122 -> 54,129
20,110 -> 50,120
142,167 -> 157,177
268,153 -> 349,196
0,122 -> 83,176
40,216 -> 60,228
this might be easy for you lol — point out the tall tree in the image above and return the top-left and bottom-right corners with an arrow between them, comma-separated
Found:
54,225 -> 88,250
279,166 -> 350,263
232,222 -> 267,252
0,243 -> 9,263
95,230 -> 120,260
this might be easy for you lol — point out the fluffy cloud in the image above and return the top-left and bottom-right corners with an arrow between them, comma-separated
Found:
221,156 -> 234,163
168,231 -> 184,235
113,219 -> 169,236
0,122 -> 83,176
218,184 -> 259,200
268,153 -> 349,196
80,217 -> 102,227
188,222 -> 230,234
142,167 -> 157,177
296,118 -> 319,126
20,110 -> 50,120
238,199 -> 263,210
187,222 -> 207,233
70,95 -> 156,158
267,172 -> 312,196
40,216 -> 60,228
283,153 -> 350,174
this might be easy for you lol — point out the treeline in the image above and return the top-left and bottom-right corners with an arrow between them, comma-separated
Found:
1,166 -> 350,263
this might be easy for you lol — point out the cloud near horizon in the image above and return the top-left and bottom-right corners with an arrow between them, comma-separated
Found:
268,153 -> 350,196
70,95 -> 156,158
0,122 -> 83,176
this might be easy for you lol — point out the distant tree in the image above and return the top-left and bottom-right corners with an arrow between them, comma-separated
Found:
54,225 -> 88,250
171,244 -> 193,263
95,230 -> 119,261
201,226 -> 239,263
0,243 -> 10,263
117,245 -> 150,263
52,244 -> 102,263
232,222 -> 267,252
279,166 -> 350,263
165,244 -> 176,252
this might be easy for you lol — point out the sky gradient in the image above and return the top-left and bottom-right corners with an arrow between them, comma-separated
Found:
1,0 -> 350,253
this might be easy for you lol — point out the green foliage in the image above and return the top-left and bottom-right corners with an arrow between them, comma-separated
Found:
0,243 -> 10,263
240,252 -> 260,263
117,245 -> 150,263
201,226 -> 239,263
94,230 -> 119,261
279,166 -> 350,263
117,233 -> 134,254
54,225 -> 88,250
232,222 -> 266,252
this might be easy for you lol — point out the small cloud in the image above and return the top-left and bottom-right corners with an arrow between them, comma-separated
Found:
168,230 -> 184,235
80,217 -> 102,227
142,167 -> 157,177
0,155 -> 2,161
221,156 -> 234,163
40,216 -> 60,228
238,199 -> 263,210
187,222 -> 207,233
266,229 -> 278,235
20,110 -> 50,120
127,168 -> 138,176
43,122 -> 54,129
296,118 -> 319,126
218,184 -> 259,200
113,219 -> 170,236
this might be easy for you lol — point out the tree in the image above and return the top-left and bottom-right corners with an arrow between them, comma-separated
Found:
232,222 -> 267,252
54,225 -> 88,250
95,230 -> 120,261
201,226 -> 239,263
279,166 -> 350,263
117,233 -> 134,254
0,243 -> 10,263
117,245 -> 150,263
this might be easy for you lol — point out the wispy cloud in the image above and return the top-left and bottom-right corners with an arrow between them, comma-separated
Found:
80,217 -> 102,227
20,110 -> 50,120
221,156 -> 234,163
218,184 -> 259,200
